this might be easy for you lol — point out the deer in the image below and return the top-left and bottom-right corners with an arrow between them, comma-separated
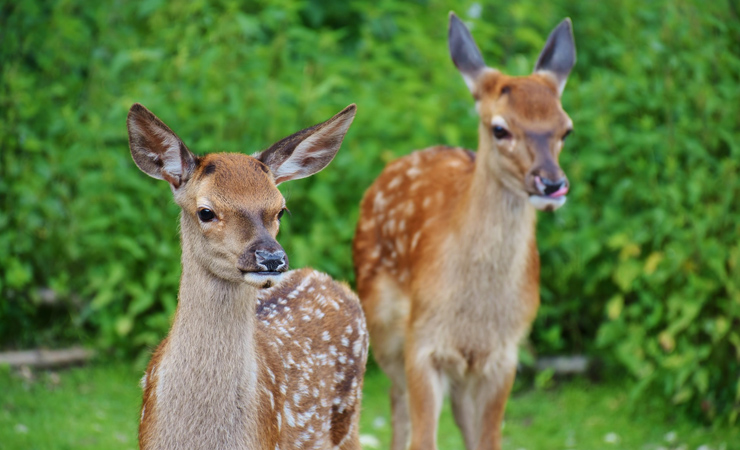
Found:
352,13 -> 576,450
127,102 -> 369,450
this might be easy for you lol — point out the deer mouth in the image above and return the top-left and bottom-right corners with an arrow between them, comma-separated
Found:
528,175 -> 568,211
242,271 -> 285,289
529,194 -> 567,211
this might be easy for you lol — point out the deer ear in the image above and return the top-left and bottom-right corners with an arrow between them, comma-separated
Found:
127,103 -> 197,190
449,12 -> 487,93
534,18 -> 576,95
254,104 -> 356,185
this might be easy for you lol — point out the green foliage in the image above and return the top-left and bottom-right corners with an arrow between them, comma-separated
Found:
533,1 -> 740,423
1,0 -> 738,423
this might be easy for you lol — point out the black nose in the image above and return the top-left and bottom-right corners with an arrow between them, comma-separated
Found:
255,250 -> 287,272
540,177 -> 568,196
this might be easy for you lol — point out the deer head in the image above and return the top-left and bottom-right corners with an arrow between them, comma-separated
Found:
449,13 -> 576,211
127,103 -> 357,288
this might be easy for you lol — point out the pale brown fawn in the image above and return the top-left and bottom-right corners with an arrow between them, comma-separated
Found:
353,13 -> 576,450
127,102 -> 368,450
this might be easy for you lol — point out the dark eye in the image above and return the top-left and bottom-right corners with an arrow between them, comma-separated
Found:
562,129 -> 572,141
197,208 -> 216,222
277,208 -> 289,222
492,126 -> 511,140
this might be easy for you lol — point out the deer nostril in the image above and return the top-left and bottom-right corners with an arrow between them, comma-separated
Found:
255,250 -> 287,272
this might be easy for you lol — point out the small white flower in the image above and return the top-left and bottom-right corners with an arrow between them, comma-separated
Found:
696,446 -> 711,450
359,434 -> 381,449
664,431 -> 677,443
372,416 -> 387,429
467,3 -> 482,19
604,432 -> 619,444
565,431 -> 576,447
15,424 -> 28,434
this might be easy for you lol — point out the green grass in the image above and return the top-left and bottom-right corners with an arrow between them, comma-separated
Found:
0,363 -> 141,450
0,363 -> 736,450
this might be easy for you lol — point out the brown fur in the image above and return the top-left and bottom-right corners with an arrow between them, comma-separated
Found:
352,17 -> 574,450
128,103 -> 367,450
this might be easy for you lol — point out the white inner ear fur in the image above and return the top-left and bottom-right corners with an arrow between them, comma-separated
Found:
272,115 -> 353,184
272,133 -> 333,182
537,69 -> 567,95
153,127 -> 184,177
462,73 -> 478,93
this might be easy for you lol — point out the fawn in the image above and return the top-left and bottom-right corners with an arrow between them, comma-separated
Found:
353,13 -> 576,450
127,102 -> 368,449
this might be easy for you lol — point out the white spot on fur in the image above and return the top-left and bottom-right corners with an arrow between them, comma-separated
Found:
373,191 -> 387,211
267,388 -> 275,409
388,176 -> 402,189
384,219 -> 396,233
353,339 -> 363,357
410,231 -> 422,251
284,403 -> 296,427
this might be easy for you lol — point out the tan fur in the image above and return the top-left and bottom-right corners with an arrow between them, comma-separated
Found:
353,17 -> 574,450
129,104 -> 367,450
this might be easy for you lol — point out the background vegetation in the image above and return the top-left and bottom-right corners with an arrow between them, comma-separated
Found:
1,0 -> 738,425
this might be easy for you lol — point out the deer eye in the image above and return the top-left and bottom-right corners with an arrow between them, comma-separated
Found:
492,126 -> 511,140
197,208 -> 216,222
277,208 -> 289,222
562,129 -> 572,141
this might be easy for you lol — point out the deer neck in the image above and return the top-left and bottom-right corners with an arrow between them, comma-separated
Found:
171,254 -> 258,364
153,221 -> 261,448
452,123 -> 537,266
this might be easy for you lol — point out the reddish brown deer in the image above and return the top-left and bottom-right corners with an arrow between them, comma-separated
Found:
353,13 -> 576,450
127,102 -> 368,450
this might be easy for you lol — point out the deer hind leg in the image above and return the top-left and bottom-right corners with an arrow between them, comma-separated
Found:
473,365 -> 517,450
450,378 -> 480,450
405,345 -> 445,450
389,377 -> 411,450
371,349 -> 411,450
361,273 -> 412,450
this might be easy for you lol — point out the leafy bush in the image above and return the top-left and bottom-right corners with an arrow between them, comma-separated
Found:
1,0 -> 737,422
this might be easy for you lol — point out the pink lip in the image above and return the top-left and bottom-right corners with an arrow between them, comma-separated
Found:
549,185 -> 569,198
